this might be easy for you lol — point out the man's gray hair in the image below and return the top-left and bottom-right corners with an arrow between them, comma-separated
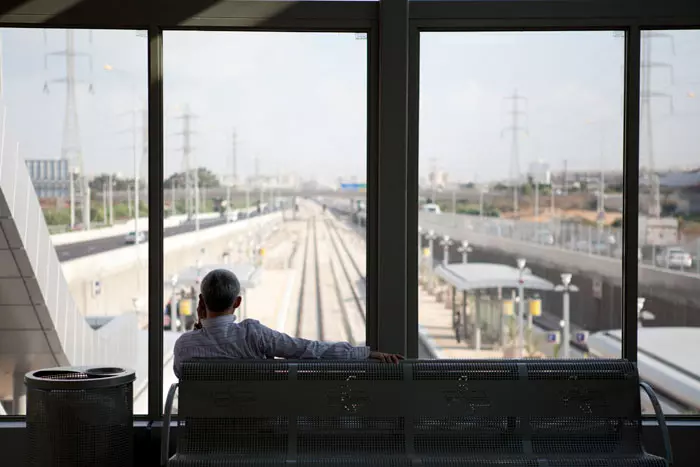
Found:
200,269 -> 241,313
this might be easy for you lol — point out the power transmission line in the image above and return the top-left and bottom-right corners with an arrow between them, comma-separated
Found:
44,30 -> 94,229
641,31 -> 676,218
502,89 -> 528,218
176,106 -> 199,230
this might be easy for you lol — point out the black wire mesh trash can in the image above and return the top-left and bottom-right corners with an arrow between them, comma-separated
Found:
25,366 -> 136,467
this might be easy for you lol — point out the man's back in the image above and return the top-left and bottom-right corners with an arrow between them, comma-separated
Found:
173,316 -> 267,377
173,314 -> 371,378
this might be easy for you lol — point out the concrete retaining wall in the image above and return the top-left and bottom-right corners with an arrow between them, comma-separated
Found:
62,213 -> 282,317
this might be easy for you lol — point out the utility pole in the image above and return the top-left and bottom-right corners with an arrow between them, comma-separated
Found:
563,159 -> 568,196
171,179 -> 176,216
44,30 -> 94,230
118,104 -> 145,242
255,156 -> 263,208
127,184 -> 132,217
641,32 -> 676,218
227,129 -> 237,221
429,157 -> 438,203
502,90 -> 528,219
102,182 -> 107,226
177,106 -> 198,230
108,173 -> 113,224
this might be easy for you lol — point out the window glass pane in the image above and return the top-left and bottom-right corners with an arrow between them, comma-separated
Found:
418,31 -> 624,363
0,29 -> 148,415
637,29 -> 700,415
163,31 -> 367,411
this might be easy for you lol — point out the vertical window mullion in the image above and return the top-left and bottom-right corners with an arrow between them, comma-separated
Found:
406,22 -> 420,359
374,0 -> 410,355
622,25 -> 642,362
147,26 -> 165,419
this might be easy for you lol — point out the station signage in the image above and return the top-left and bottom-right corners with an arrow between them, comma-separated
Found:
575,331 -> 589,344
92,280 -> 102,297
546,331 -> 561,344
340,183 -> 367,193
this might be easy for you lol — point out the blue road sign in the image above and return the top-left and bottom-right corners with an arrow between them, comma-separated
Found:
340,183 -> 367,192
575,331 -> 589,344
546,331 -> 561,344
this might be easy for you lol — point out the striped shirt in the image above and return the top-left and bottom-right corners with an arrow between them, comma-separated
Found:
173,314 -> 370,378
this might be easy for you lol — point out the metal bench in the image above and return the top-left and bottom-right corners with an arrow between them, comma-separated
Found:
162,359 -> 672,466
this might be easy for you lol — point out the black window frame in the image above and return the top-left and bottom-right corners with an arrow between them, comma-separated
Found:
0,0 -> 697,424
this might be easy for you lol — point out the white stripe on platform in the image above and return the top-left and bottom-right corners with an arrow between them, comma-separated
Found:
276,271 -> 297,333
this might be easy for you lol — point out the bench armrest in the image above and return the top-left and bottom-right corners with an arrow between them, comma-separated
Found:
640,381 -> 673,466
161,382 -> 179,467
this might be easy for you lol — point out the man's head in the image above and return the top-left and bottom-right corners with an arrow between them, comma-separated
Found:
198,269 -> 242,318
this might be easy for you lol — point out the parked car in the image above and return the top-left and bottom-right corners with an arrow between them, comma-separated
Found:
656,247 -> 692,269
421,203 -> 442,214
124,231 -> 146,244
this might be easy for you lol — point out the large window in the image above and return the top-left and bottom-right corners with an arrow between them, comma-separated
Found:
417,31 -> 624,361
634,29 -> 700,415
0,29 -> 148,415
161,31 -> 368,403
0,1 -> 698,429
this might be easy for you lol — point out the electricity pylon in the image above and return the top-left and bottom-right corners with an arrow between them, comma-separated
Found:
177,106 -> 199,230
641,32 -> 676,218
502,89 -> 528,218
44,30 -> 94,229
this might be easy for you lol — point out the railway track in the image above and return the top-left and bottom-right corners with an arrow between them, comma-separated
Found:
312,217 -> 324,341
325,218 -> 365,284
294,218 -> 312,337
325,218 -> 366,321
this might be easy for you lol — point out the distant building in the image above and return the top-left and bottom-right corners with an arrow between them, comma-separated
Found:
246,173 -> 300,190
527,160 -> 551,185
429,171 -> 448,190
25,159 -> 70,199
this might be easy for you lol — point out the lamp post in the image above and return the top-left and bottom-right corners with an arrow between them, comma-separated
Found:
457,240 -> 473,264
104,65 -> 142,236
102,181 -> 107,227
479,189 -> 486,219
554,273 -> 579,358
440,235 -> 452,266
637,297 -> 656,327
69,167 -> 80,229
108,173 -> 114,225
516,258 -> 527,358
130,107 -> 140,246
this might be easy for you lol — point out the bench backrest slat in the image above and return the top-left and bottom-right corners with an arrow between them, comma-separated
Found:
175,359 -> 643,458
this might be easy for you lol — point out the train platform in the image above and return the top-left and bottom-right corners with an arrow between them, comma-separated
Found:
418,290 -> 502,359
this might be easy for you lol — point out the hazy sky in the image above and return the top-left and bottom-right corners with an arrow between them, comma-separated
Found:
1,28 -> 699,183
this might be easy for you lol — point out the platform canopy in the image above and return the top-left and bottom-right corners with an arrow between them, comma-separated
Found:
170,263 -> 262,290
434,263 -> 555,292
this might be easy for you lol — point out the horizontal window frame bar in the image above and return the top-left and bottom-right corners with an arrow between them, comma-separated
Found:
4,0 -> 700,30
409,0 -> 700,26
0,1 -> 377,29
410,20 -> 700,32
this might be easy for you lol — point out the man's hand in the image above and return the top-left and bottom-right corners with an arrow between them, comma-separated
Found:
194,295 -> 205,330
369,351 -> 404,364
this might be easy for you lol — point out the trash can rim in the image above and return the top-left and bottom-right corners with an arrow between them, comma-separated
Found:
25,366 -> 136,390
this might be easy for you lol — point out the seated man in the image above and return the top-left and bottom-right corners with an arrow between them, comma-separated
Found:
173,269 -> 403,378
